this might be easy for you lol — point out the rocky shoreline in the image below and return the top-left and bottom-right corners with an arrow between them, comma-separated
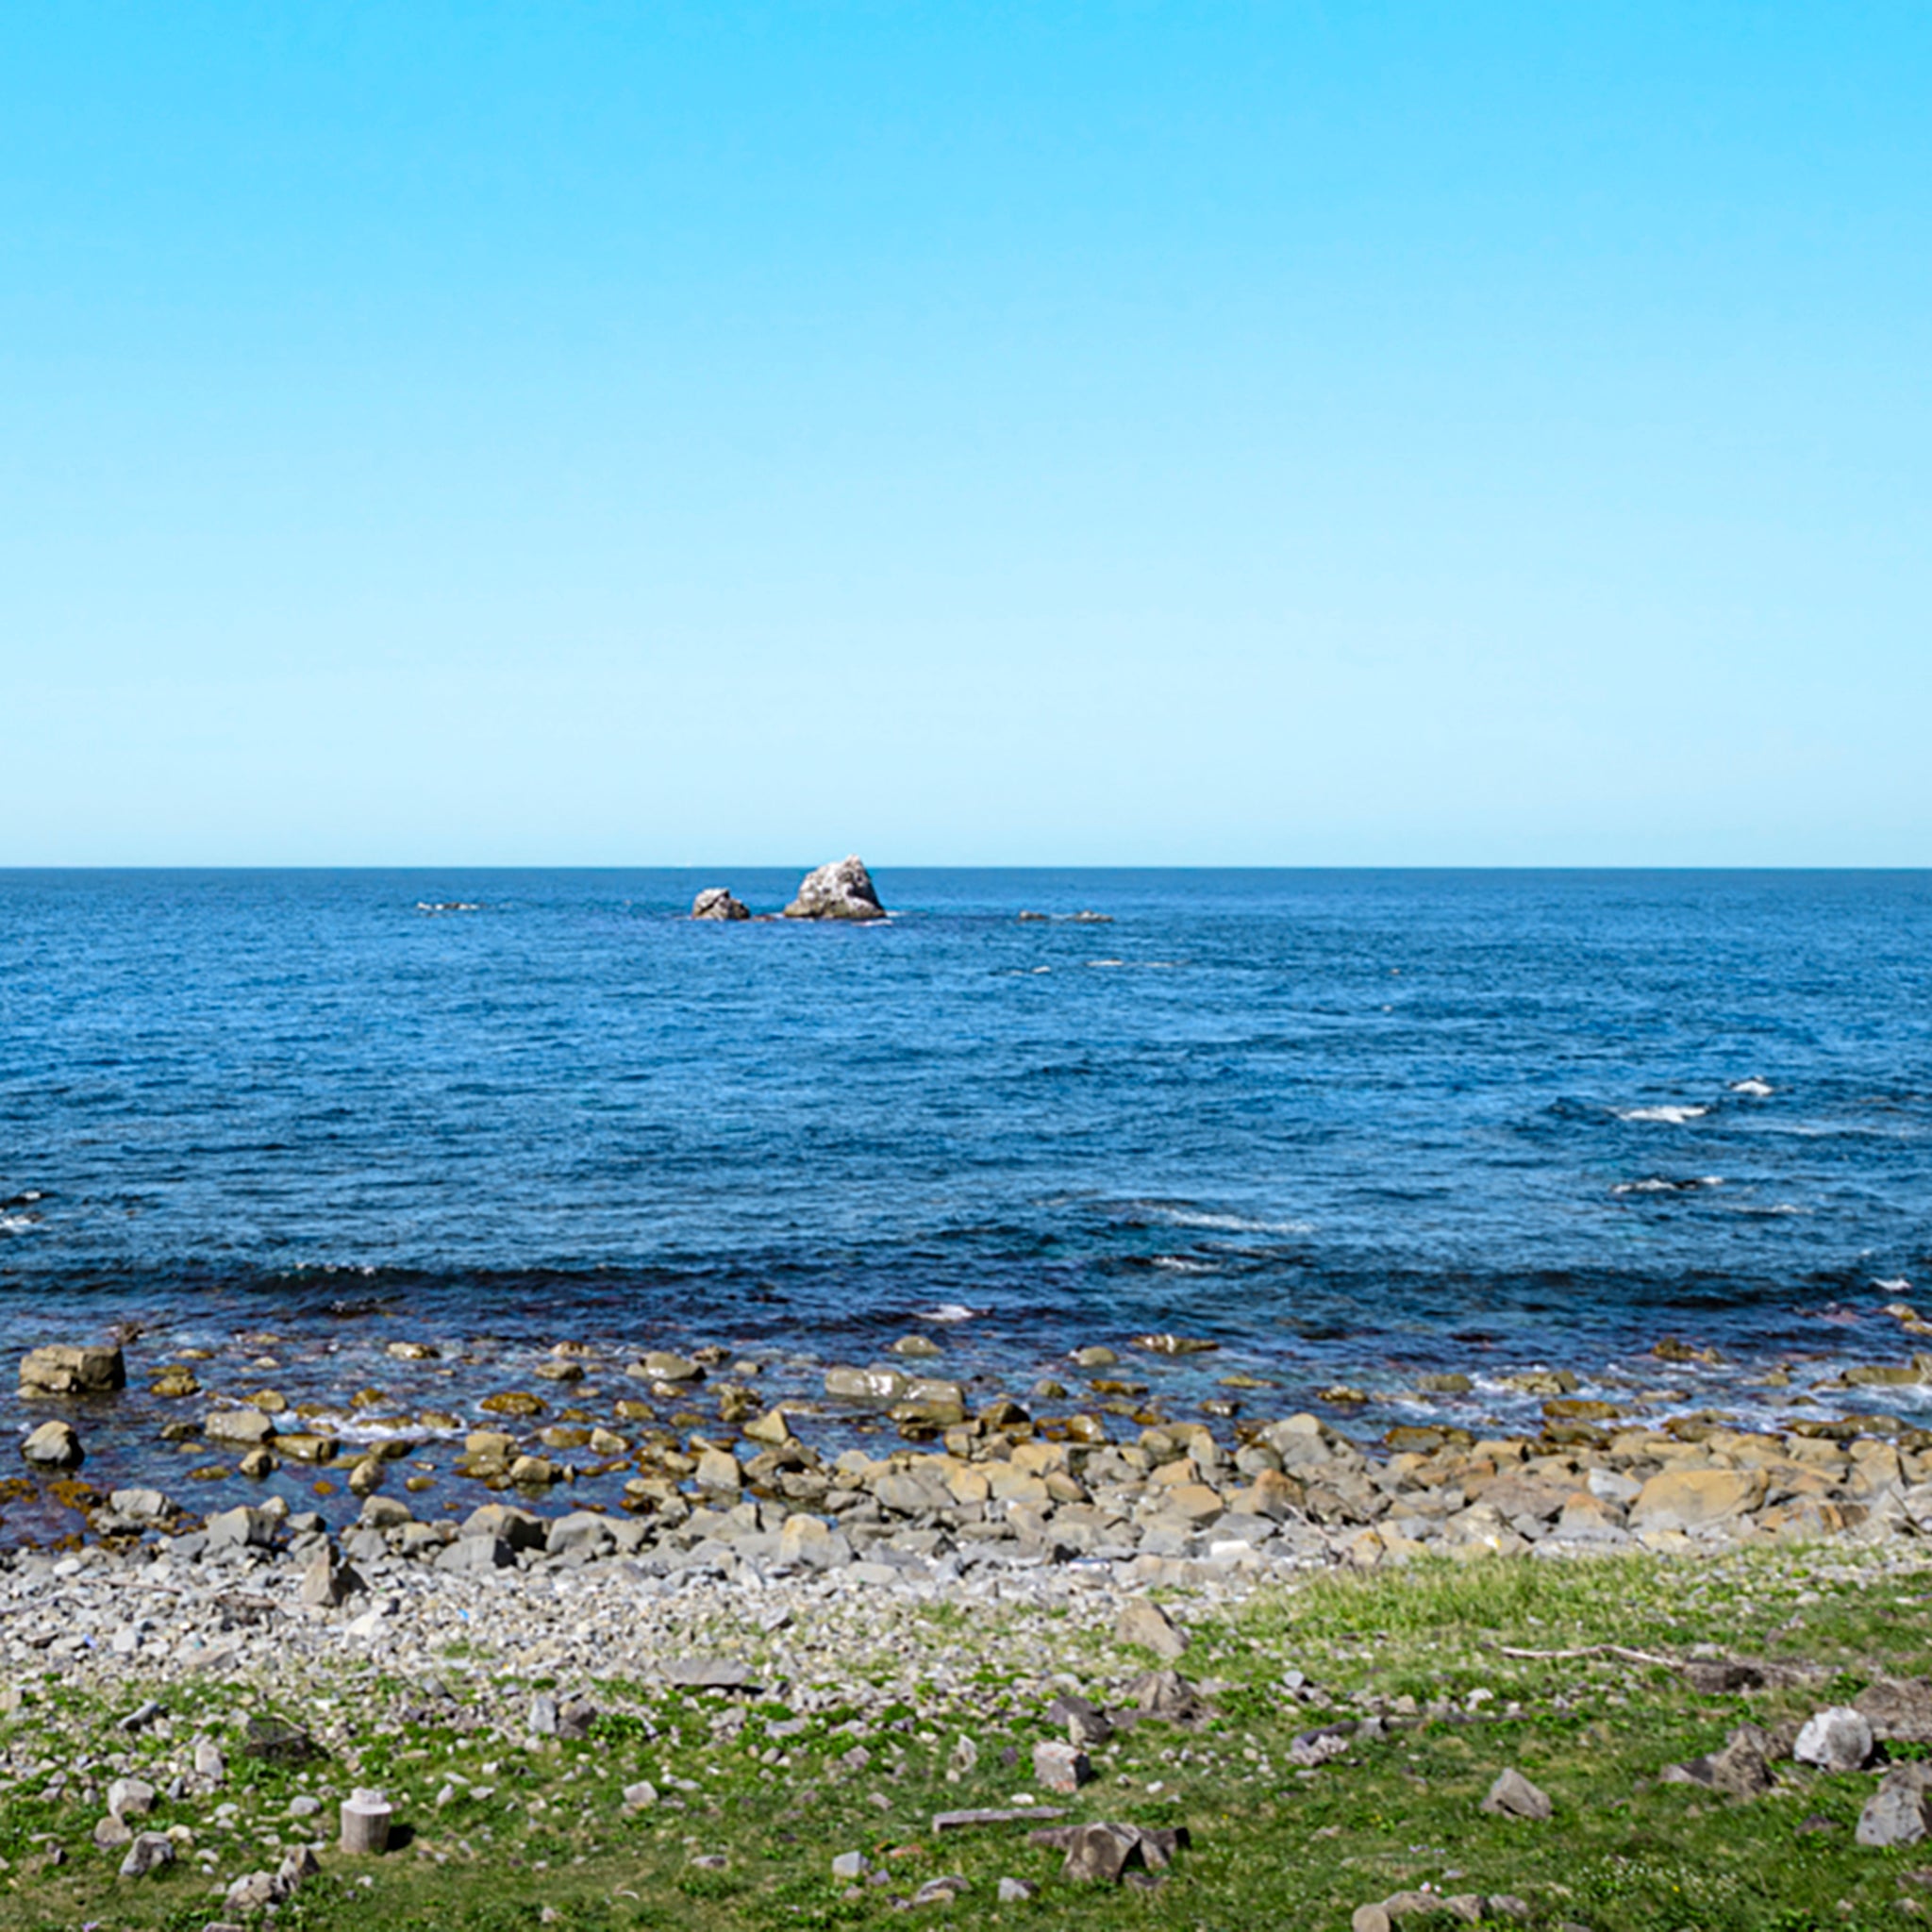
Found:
14,1314 -> 1932,1584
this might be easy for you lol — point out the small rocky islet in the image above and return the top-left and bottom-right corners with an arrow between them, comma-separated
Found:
691,856 -> 887,923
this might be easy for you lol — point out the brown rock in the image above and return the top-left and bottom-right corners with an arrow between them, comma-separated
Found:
19,1344 -> 125,1396
1628,1467 -> 1767,1534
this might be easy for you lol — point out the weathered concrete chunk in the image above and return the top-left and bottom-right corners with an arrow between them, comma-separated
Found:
932,1807 -> 1067,1833
1481,1767 -> 1553,1821
20,1343 -> 125,1395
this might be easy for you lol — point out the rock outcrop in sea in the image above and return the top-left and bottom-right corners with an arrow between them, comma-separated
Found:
784,856 -> 885,921
691,888 -> 751,921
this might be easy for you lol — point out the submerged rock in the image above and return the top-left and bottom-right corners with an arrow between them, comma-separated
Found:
783,856 -> 885,921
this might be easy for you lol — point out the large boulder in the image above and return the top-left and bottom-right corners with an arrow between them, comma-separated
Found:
783,857 -> 885,921
691,889 -> 750,921
1628,1467 -> 1766,1535
20,1344 -> 125,1396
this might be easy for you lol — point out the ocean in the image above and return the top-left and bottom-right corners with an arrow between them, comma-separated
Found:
3,867 -> 1929,1531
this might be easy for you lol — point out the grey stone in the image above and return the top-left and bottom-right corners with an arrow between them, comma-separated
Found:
691,889 -> 751,921
663,1657 -> 753,1690
998,1878 -> 1038,1902
1481,1767 -> 1553,1821
1661,1727 -> 1773,1798
1858,1766 -> 1932,1847
1857,1678 -> 1932,1744
118,1831 -> 175,1878
225,1869 -> 288,1912
107,1775 -> 156,1819
1046,1693 -> 1114,1748
300,1546 -> 360,1607
1129,1668 -> 1207,1724
1032,1740 -> 1091,1793
92,1814 -> 132,1849
108,1487 -> 177,1522
437,1534 -> 514,1574
205,1505 -> 275,1553
622,1780 -> 658,1810
831,1851 -> 871,1880
21,1420 -> 82,1468
783,856 -> 886,920
205,1408 -> 275,1446
458,1503 -> 545,1550
1116,1598 -> 1189,1659
1794,1706 -> 1874,1774
529,1692 -> 558,1736
546,1511 -> 617,1557
911,1875 -> 971,1904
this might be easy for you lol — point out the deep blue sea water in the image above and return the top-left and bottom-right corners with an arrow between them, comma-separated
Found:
3,868 -> 1929,1528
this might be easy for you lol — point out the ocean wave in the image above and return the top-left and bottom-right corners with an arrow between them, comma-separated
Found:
0,1214 -> 39,1235
1610,1176 -> 1723,1196
1129,1203 -> 1315,1236
1151,1255 -> 1221,1274
1730,1077 -> 1775,1097
914,1303 -> 983,1323
1618,1105 -> 1711,1124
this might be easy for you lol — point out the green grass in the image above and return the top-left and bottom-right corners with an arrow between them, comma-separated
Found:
6,1548 -> 1932,1929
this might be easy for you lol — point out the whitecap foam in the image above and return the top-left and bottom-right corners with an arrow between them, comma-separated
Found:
1730,1077 -> 1774,1097
1618,1105 -> 1710,1124
1610,1176 -> 1722,1195
915,1303 -> 982,1323
1135,1204 -> 1315,1236
0,1214 -> 38,1234
1151,1255 -> 1219,1274
1876,1277 -> 1914,1293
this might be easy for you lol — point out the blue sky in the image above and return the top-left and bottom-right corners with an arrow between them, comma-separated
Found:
3,4 -> 1926,864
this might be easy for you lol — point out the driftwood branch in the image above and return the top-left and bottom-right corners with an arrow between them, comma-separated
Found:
1494,1642 -> 1682,1669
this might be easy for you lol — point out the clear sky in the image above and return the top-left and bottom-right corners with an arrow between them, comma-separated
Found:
3,4 -> 1926,866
